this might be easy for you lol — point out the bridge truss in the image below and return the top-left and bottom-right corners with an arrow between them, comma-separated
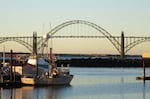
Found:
0,20 -> 150,57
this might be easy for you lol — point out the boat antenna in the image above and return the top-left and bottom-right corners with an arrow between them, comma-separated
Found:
41,24 -> 45,55
49,22 -> 53,49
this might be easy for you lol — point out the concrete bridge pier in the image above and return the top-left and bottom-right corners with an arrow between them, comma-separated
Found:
121,31 -> 125,59
33,32 -> 37,55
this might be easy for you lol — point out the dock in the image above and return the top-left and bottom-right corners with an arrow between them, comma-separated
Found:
136,76 -> 150,80
0,50 -> 22,87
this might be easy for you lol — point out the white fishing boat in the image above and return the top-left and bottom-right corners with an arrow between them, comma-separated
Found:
21,54 -> 73,85
21,32 -> 73,85
21,73 -> 73,85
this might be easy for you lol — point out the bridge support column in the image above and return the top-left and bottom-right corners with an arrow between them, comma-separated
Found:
121,31 -> 125,59
33,32 -> 37,55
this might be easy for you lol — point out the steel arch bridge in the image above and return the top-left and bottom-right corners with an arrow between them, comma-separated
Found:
0,36 -> 42,52
0,37 -> 32,52
0,20 -> 150,57
38,20 -> 120,53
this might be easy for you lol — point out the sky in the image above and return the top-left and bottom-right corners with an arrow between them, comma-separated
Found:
0,0 -> 150,54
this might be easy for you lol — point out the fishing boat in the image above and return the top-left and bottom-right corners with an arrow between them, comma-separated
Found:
21,54 -> 73,85
21,32 -> 73,85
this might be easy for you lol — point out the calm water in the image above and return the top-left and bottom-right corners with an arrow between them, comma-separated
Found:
1,67 -> 150,99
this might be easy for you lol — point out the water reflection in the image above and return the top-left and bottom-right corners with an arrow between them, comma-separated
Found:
0,80 -> 146,99
143,83 -> 146,99
1,68 -> 150,99
0,85 -> 72,99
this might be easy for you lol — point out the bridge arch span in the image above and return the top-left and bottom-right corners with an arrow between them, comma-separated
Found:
0,38 -> 32,52
39,20 -> 120,53
125,38 -> 150,54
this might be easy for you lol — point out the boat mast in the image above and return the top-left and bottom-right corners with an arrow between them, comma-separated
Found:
49,47 -> 53,76
49,32 -> 54,75
3,45 -> 5,66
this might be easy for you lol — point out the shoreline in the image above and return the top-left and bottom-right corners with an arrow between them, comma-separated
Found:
56,58 -> 143,67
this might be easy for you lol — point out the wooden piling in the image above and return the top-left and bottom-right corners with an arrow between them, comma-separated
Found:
143,59 -> 145,83
10,49 -> 13,82
136,53 -> 150,82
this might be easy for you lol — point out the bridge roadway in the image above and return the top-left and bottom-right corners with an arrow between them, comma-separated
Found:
0,34 -> 150,58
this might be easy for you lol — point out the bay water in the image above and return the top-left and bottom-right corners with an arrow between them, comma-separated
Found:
1,67 -> 150,99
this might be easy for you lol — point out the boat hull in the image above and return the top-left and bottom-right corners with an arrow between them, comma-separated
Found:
21,75 -> 73,85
